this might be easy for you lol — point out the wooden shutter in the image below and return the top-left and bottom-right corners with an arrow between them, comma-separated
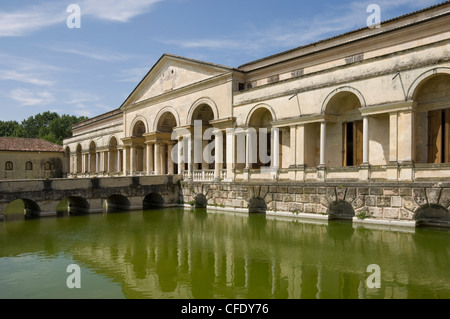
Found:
353,120 -> 363,166
428,110 -> 442,163
342,123 -> 347,166
446,109 -> 450,163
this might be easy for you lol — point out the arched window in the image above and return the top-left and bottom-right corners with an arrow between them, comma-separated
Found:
44,161 -> 52,170
26,161 -> 33,170
5,161 -> 13,170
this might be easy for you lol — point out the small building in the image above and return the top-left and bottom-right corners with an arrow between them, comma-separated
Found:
0,137 -> 64,180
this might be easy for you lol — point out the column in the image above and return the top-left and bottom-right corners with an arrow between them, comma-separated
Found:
398,109 -> 414,181
154,143 -> 161,175
272,128 -> 279,169
117,149 -> 121,173
319,121 -> 326,166
214,129 -> 223,179
82,153 -> 86,173
146,143 -> 154,175
187,136 -> 193,179
130,145 -> 135,175
123,147 -> 128,175
202,139 -> 209,170
389,112 -> 398,163
88,153 -> 91,173
226,128 -> 235,181
296,124 -> 305,166
363,116 -> 369,164
387,112 -> 399,180
167,143 -> 174,175
177,137 -> 184,174
245,129 -> 252,169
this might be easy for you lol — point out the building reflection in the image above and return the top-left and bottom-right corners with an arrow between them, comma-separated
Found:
1,209 -> 449,299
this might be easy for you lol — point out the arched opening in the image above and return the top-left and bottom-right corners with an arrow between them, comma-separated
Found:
89,141 -> 96,174
247,107 -> 278,169
324,91 -> 364,167
130,120 -> 146,174
104,195 -> 130,213
193,193 -> 207,209
25,161 -> 33,170
413,74 -> 450,164
191,104 -> 216,171
3,199 -> 40,221
56,197 -> 90,216
156,112 -> 178,175
415,204 -> 450,227
248,197 -> 267,214
327,200 -> 355,220
76,144 -> 82,173
109,136 -> 119,174
143,193 -> 165,210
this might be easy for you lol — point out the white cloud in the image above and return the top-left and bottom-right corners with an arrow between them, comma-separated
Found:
0,3 -> 66,37
9,88 -> 55,106
0,53 -> 62,86
163,0 -> 442,56
80,0 -> 162,23
0,69 -> 54,86
47,44 -> 139,62
118,66 -> 153,83
0,0 -> 163,37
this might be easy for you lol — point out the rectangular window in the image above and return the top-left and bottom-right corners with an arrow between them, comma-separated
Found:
428,109 -> 450,163
343,121 -> 363,166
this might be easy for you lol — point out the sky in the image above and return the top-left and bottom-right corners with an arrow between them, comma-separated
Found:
0,0 -> 444,122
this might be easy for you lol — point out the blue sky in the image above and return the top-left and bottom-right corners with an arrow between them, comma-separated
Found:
0,0 -> 443,122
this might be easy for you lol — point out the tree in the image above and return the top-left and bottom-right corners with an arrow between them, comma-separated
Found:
0,112 -> 88,145
0,120 -> 21,137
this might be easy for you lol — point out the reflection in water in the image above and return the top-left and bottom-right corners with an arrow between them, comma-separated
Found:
0,208 -> 449,299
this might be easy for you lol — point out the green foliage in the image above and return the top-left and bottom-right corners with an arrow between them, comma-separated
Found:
0,111 -> 88,145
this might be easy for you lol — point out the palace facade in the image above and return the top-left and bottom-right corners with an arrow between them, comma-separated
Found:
63,2 -> 450,185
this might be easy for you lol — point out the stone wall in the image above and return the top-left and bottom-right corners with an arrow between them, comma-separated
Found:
181,181 -> 450,227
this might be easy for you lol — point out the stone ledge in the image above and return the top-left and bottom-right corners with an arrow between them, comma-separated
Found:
352,217 -> 416,228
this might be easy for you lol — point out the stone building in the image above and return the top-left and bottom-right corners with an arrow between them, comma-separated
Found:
0,137 -> 64,180
63,2 -> 450,226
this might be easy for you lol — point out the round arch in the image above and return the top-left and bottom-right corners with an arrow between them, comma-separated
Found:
245,104 -> 277,127
56,196 -> 90,216
143,192 -> 165,209
108,135 -> 119,147
153,107 -> 180,132
193,193 -> 207,208
321,86 -> 366,114
129,116 -> 149,137
3,198 -> 40,221
248,197 -> 267,213
88,140 -> 97,151
187,97 -> 219,125
414,204 -> 450,227
104,194 -> 130,213
327,200 -> 355,220
407,67 -> 450,101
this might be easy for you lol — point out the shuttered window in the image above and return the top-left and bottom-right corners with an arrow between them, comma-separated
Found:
343,120 -> 363,167
428,109 -> 450,163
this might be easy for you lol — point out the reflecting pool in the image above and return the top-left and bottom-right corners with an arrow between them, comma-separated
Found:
0,208 -> 449,299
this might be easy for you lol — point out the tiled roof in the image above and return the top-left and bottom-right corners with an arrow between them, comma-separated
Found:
0,137 -> 63,152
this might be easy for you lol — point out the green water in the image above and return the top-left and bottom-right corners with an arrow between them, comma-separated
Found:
0,208 -> 449,299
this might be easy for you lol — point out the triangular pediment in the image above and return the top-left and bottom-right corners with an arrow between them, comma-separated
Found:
121,54 -> 234,108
